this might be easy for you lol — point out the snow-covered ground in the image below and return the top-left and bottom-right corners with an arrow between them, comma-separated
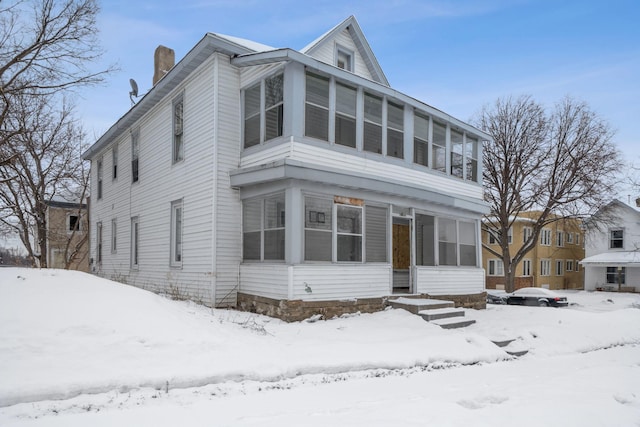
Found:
1,268 -> 639,426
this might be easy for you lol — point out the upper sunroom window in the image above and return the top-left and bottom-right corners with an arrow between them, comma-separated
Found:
243,72 -> 284,149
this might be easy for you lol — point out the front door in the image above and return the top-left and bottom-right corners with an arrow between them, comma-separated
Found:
392,217 -> 411,292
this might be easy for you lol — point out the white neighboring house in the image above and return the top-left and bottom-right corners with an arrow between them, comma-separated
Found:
82,16 -> 491,320
581,199 -> 640,292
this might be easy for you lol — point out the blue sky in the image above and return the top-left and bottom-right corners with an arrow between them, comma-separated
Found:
81,0 -> 640,197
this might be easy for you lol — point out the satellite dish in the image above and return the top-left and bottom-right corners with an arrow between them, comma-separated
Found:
129,79 -> 139,105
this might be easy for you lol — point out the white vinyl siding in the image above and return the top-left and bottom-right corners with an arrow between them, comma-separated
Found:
415,267 -> 485,296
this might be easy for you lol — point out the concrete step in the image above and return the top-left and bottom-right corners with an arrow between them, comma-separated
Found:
418,307 -> 465,321
430,317 -> 476,329
387,297 -> 454,314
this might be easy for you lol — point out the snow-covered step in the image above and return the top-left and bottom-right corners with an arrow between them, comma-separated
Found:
418,307 -> 465,322
387,297 -> 454,314
430,317 -> 476,329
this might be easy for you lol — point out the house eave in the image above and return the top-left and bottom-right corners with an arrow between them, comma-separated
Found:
229,158 -> 490,215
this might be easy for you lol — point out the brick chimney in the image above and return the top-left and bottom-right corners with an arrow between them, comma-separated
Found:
153,45 -> 175,86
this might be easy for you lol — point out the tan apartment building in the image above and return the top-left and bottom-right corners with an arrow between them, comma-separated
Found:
44,199 -> 89,272
483,213 -> 585,290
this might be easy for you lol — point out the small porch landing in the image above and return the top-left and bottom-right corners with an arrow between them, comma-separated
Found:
387,297 -> 476,329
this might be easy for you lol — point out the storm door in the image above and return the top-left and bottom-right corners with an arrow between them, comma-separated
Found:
392,216 -> 412,293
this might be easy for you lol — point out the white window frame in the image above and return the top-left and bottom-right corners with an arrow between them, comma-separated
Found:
131,216 -> 139,269
522,259 -> 531,276
96,158 -> 103,200
540,228 -> 551,246
522,226 -> 533,243
566,232 -> 573,244
111,218 -> 117,254
335,45 -> 354,72
609,228 -> 624,249
131,128 -> 140,183
243,71 -> 284,149
566,259 -> 574,272
555,259 -> 563,276
556,230 -> 564,247
96,221 -> 103,265
112,143 -> 118,180
172,95 -> 184,164
488,259 -> 504,276
170,200 -> 183,267
540,259 -> 551,276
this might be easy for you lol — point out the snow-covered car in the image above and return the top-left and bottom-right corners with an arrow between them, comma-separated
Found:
486,290 -> 507,304
505,287 -> 569,307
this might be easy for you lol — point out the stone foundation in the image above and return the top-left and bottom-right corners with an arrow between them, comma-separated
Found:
237,292 -> 486,322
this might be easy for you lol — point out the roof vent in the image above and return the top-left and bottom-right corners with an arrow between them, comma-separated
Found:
153,45 -> 175,86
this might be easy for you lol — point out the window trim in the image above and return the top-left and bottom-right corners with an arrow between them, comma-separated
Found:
335,45 -> 354,72
243,70 -> 285,149
131,128 -> 140,183
522,259 -> 532,276
170,200 -> 183,267
540,259 -> 551,276
609,228 -> 624,249
540,228 -> 551,246
111,218 -> 117,254
96,221 -> 103,266
488,259 -> 504,276
96,158 -> 103,200
555,259 -> 563,276
131,216 -> 139,269
242,193 -> 286,262
112,143 -> 118,181
172,95 -> 184,164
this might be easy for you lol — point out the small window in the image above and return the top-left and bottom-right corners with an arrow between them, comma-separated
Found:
96,159 -> 103,200
131,217 -> 139,268
566,232 -> 573,244
112,144 -> 118,180
336,48 -> 353,72
522,259 -> 531,276
96,222 -> 103,265
556,231 -> 564,247
111,218 -> 117,254
173,97 -> 184,163
131,129 -> 139,183
170,200 -> 183,266
609,229 -> 623,249
556,259 -> 563,276
68,215 -> 79,232
523,227 -> 533,243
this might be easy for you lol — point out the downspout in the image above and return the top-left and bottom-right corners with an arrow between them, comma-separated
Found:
211,54 -> 219,308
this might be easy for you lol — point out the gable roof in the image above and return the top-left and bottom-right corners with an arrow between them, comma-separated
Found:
301,15 -> 389,86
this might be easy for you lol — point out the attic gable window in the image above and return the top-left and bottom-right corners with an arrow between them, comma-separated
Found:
243,72 -> 284,149
336,47 -> 353,72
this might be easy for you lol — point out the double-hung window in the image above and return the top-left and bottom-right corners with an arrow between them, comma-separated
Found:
173,97 -> 184,163
335,82 -> 357,148
438,217 -> 457,266
363,92 -> 382,154
337,204 -> 363,262
522,259 -> 531,276
244,72 -> 284,148
556,230 -> 564,247
170,200 -> 183,266
432,121 -> 446,172
450,129 -> 464,178
610,229 -> 624,249
540,259 -> 551,276
566,260 -> 574,271
606,266 -> 625,284
488,259 -> 504,276
386,101 -> 404,159
556,259 -> 563,276
305,72 -> 330,141
540,229 -> 551,246
523,226 -> 533,243
96,222 -> 103,265
413,113 -> 429,166
242,194 -> 285,261
465,136 -> 478,181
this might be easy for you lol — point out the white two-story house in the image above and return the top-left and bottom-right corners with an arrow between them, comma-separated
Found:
581,199 -> 640,292
82,16 -> 491,320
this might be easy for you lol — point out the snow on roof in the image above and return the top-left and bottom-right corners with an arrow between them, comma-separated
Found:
580,251 -> 640,266
211,33 -> 276,53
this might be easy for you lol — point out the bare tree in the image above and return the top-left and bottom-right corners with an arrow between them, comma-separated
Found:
0,93 -> 88,267
0,0 -> 114,163
478,95 -> 621,292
